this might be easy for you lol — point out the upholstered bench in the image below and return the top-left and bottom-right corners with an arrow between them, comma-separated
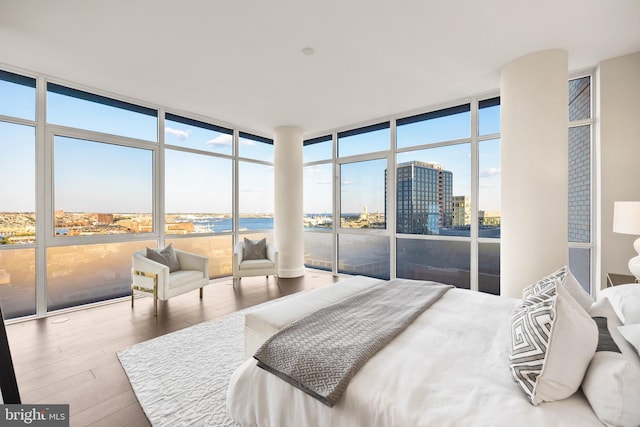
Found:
244,275 -> 384,358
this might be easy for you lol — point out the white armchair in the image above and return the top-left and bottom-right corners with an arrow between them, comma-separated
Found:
131,247 -> 209,315
232,238 -> 279,286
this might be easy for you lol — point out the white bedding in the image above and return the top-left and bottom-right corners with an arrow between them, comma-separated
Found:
226,288 -> 603,427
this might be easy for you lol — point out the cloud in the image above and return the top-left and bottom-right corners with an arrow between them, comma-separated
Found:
342,180 -> 355,185
165,127 -> 189,141
207,134 -> 233,147
479,167 -> 501,178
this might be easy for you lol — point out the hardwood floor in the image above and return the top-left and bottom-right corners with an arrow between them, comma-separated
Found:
5,271 -> 340,426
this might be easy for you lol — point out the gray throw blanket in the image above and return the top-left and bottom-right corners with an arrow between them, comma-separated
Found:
254,279 -> 453,407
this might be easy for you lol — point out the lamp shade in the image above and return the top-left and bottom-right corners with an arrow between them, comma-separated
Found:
613,201 -> 640,235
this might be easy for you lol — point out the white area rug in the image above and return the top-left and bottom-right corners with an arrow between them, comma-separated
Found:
118,303 -> 265,426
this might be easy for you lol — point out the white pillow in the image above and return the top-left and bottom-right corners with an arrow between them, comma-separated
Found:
510,282 -> 598,405
583,298 -> 640,427
563,270 -> 594,311
618,324 -> 640,356
598,284 -> 640,324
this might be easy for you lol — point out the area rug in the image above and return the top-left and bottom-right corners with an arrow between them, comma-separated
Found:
118,300 -> 280,426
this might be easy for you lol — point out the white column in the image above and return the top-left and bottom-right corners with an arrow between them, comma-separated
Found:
274,126 -> 305,278
500,49 -> 568,298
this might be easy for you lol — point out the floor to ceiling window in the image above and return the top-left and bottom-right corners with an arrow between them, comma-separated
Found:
477,98 -> 502,294
396,99 -> 501,293
395,103 -> 495,291
237,132 -> 275,243
303,99 -> 501,292
337,123 -> 391,280
0,70 -> 37,318
45,83 -> 158,311
163,113 -> 234,278
567,74 -> 594,293
0,67 -> 275,320
303,135 -> 333,271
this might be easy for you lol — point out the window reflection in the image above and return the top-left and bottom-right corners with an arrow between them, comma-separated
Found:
397,238 -> 470,289
338,234 -> 389,279
167,235 -> 233,279
47,241 -> 155,311
0,248 -> 36,318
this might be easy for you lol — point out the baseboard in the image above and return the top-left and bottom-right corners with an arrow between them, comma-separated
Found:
278,266 -> 306,278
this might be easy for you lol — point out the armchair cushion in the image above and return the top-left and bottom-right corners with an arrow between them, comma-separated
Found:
146,243 -> 180,273
238,259 -> 275,272
243,237 -> 267,260
168,270 -> 206,290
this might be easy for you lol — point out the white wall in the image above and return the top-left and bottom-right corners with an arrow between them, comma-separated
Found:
500,49 -> 569,298
596,51 -> 640,290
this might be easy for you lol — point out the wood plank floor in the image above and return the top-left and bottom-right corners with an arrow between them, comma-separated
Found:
5,271 -> 340,426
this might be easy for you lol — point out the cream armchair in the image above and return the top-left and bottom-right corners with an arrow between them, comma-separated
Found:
131,247 -> 209,315
232,238 -> 278,286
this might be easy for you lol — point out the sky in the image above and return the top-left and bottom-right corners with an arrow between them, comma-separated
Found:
0,77 -> 500,216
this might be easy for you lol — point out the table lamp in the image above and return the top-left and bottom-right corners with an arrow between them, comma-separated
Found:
613,201 -> 640,281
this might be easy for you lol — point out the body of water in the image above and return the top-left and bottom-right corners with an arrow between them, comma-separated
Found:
193,216 -> 332,232
191,217 -> 273,232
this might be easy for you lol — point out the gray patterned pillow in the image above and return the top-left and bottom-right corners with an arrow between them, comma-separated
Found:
146,243 -> 180,273
521,267 -> 594,313
243,237 -> 267,260
521,266 -> 567,300
510,282 -> 597,405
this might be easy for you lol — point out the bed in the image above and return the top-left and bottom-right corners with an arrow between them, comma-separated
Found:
226,270 -> 640,427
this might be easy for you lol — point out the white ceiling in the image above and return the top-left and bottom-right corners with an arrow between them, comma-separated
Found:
1,0 -> 639,137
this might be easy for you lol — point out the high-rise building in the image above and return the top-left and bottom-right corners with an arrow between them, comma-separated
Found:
395,161 -> 453,234
453,195 -> 471,227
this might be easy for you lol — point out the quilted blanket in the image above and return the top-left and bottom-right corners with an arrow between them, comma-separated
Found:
253,279 -> 452,406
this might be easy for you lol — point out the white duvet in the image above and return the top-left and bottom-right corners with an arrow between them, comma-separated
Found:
227,288 -> 603,426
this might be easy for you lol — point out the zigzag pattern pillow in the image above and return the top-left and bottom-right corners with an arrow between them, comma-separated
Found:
521,279 -> 559,308
510,282 -> 597,405
510,298 -> 554,400
521,266 -> 567,300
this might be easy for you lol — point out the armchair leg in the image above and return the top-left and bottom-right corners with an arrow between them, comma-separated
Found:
199,287 -> 203,299
131,270 -> 159,316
